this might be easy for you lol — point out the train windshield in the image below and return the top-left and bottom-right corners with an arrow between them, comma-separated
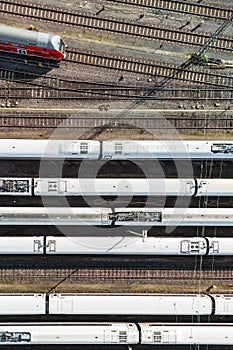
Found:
60,39 -> 66,54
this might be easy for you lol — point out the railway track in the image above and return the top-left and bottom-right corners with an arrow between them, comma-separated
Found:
108,0 -> 233,20
0,114 -> 233,131
1,52 -> 233,90
0,268 -> 232,282
65,49 -> 233,89
1,86 -> 232,101
0,1 -> 232,52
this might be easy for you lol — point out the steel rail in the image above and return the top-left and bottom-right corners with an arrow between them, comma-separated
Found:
108,0 -> 232,20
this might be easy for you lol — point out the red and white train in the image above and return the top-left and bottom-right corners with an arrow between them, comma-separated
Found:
0,24 -> 66,60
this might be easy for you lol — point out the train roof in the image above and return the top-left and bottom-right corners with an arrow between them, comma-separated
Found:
0,24 -> 52,47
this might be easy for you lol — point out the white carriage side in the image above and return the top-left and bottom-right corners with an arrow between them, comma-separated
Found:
48,294 -> 212,315
140,323 -> 233,345
0,323 -> 138,344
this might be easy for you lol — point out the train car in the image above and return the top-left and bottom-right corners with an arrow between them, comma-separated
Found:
85,140 -> 225,160
48,293 -> 212,315
33,178 -> 233,197
0,178 -> 32,195
0,236 -> 231,256
3,177 -> 233,197
45,236 -> 208,255
1,207 -> 233,226
0,323 -> 139,345
0,237 -> 43,254
34,178 -> 196,196
140,323 -> 233,345
0,294 -> 45,315
102,140 -> 233,159
0,24 -> 66,60
0,140 -> 100,159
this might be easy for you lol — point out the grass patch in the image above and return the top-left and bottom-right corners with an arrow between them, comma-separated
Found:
0,281 -> 232,294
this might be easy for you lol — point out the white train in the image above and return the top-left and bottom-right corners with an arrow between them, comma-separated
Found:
0,322 -> 232,345
1,235 -> 233,256
2,177 -> 233,197
1,207 -> 233,226
0,139 -> 233,160
0,293 -> 233,316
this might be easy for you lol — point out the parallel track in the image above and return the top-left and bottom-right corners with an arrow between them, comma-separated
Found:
65,49 -> 233,88
0,114 -> 233,131
1,54 -> 233,90
108,0 -> 233,20
0,1 -> 232,52
1,86 -> 232,101
0,268 -> 232,282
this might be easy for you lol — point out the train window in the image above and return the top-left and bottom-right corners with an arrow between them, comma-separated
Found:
33,240 -> 43,253
17,49 -> 27,55
47,240 -> 56,252
60,40 -> 66,53
80,142 -> 88,154
114,143 -> 123,154
48,181 -> 58,191
212,241 -> 219,253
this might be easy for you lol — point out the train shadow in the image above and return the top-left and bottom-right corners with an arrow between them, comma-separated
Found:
0,52 -> 58,80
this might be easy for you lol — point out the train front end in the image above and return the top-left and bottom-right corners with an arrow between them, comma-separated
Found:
49,34 -> 66,60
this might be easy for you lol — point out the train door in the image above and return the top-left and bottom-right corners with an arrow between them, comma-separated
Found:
162,330 -> 177,343
123,142 -> 131,155
104,330 -> 125,343
60,300 -> 73,313
184,180 -> 194,193
211,240 -> 219,253
33,240 -> 43,253
47,240 -> 56,252
180,240 -> 190,254
215,297 -> 233,314
70,142 -> 79,154
225,299 -> 233,313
